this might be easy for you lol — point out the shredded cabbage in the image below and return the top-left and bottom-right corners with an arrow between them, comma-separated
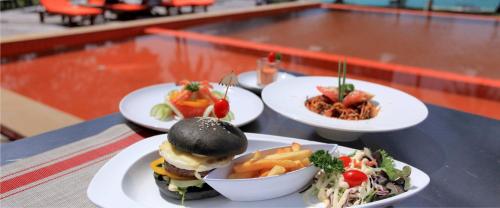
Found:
305,149 -> 411,207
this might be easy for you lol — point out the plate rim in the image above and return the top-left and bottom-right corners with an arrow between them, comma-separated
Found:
87,133 -> 430,208
119,82 -> 264,132
261,76 -> 429,133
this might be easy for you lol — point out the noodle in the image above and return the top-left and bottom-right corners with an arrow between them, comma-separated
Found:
305,95 -> 378,120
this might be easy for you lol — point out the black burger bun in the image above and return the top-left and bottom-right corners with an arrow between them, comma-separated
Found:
154,173 -> 219,200
168,117 -> 247,157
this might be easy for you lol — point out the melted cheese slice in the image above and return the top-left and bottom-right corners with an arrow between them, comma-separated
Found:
159,141 -> 233,172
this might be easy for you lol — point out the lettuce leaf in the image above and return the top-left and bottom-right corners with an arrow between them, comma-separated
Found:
379,150 -> 411,190
379,150 -> 398,180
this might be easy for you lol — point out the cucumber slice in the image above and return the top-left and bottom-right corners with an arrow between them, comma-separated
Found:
150,103 -> 173,121
212,91 -> 224,99
222,111 -> 234,121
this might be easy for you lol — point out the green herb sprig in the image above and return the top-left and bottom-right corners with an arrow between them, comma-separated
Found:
185,82 -> 200,92
309,150 -> 344,174
337,59 -> 355,102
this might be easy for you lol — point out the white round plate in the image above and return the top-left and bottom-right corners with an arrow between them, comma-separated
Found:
238,71 -> 296,92
119,83 -> 264,131
262,76 -> 428,140
88,133 -> 430,208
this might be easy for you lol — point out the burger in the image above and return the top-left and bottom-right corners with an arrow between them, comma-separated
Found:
150,117 -> 247,202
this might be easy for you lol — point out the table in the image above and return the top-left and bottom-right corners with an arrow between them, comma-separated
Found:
1,100 -> 499,206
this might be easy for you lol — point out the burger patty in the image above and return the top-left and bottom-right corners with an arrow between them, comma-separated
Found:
153,172 -> 220,200
163,161 -> 210,178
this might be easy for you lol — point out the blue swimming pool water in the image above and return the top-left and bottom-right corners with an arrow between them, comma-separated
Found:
322,0 -> 500,13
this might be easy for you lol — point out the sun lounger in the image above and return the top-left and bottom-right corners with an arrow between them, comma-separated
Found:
162,0 -> 214,15
39,0 -> 103,25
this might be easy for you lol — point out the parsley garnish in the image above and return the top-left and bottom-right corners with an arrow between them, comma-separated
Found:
310,150 -> 344,174
185,82 -> 200,92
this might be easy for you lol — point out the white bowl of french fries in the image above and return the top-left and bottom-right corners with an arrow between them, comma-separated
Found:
203,142 -> 337,201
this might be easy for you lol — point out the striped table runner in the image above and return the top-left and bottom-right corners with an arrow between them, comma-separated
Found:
0,124 -> 148,208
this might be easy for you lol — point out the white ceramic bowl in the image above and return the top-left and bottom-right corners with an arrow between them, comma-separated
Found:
238,71 -> 296,93
203,143 -> 336,201
119,83 -> 264,131
262,76 -> 428,141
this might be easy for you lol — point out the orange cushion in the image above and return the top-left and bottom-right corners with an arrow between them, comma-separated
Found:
87,0 -> 106,6
49,6 -> 102,16
40,0 -> 71,10
108,3 -> 148,11
163,0 -> 214,6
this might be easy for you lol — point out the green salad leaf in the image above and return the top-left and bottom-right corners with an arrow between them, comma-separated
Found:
379,150 -> 397,180
379,150 -> 412,189
310,150 -> 344,174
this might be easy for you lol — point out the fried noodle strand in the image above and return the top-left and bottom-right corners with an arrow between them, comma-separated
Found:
305,96 -> 378,120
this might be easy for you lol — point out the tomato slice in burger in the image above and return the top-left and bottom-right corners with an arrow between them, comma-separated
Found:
150,158 -> 196,180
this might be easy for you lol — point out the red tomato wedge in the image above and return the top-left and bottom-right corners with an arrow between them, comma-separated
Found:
339,156 -> 351,167
343,170 -> 368,187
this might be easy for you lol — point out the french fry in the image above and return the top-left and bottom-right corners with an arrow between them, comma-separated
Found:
264,149 -> 312,161
244,151 -> 262,165
275,147 -> 292,154
229,143 -> 313,178
301,158 -> 310,166
291,142 -> 301,152
259,170 -> 270,177
287,161 -> 305,171
233,159 -> 301,173
267,165 -> 286,176
228,171 -> 258,179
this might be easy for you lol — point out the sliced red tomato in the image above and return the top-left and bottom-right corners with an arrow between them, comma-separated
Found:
339,156 -> 351,167
316,86 -> 339,102
343,170 -> 368,187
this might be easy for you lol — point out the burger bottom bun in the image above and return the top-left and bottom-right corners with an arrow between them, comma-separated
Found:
154,172 -> 220,200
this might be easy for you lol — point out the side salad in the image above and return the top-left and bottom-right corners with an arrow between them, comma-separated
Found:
305,148 -> 411,208
150,80 -> 234,121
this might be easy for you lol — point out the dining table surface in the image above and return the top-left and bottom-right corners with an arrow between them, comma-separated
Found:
1,90 -> 499,207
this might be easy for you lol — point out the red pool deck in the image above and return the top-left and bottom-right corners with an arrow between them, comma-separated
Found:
1,3 -> 499,123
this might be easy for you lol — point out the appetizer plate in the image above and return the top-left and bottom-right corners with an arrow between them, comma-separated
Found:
238,71 -> 296,93
262,76 -> 428,141
87,133 -> 430,208
119,83 -> 264,131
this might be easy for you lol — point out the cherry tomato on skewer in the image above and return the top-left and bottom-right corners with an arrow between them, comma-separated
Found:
214,99 -> 230,118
